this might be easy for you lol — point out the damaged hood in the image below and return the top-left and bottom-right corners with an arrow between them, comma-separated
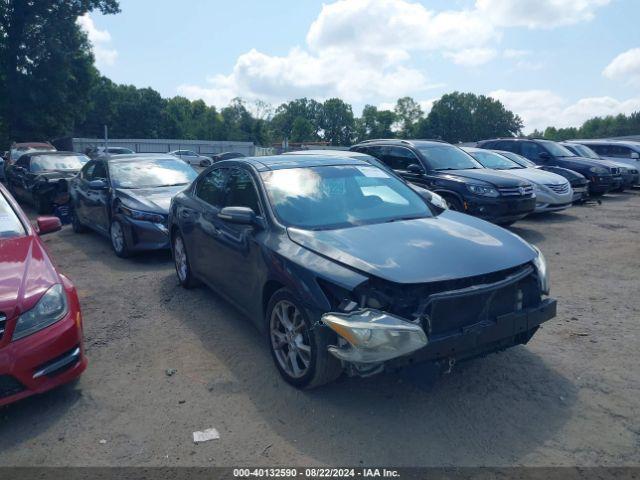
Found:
287,212 -> 537,284
115,185 -> 187,214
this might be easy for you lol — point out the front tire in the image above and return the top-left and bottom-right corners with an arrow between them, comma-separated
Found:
110,219 -> 131,258
172,232 -> 200,288
267,289 -> 342,389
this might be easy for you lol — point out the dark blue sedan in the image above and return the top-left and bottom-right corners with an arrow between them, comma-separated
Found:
169,155 -> 556,388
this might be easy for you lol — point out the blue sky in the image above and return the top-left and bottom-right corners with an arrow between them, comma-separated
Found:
80,0 -> 640,132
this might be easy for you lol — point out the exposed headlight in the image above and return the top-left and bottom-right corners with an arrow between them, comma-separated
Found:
532,246 -> 549,295
428,191 -> 449,209
467,184 -> 499,197
120,205 -> 165,223
322,309 -> 428,363
589,166 -> 607,174
13,284 -> 68,341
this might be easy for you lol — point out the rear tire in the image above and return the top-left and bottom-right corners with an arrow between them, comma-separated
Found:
110,219 -> 132,258
172,232 -> 200,288
267,288 -> 342,389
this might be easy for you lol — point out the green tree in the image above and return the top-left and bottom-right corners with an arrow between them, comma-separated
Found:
394,97 -> 423,138
320,98 -> 354,146
271,98 -> 322,142
355,105 -> 396,142
417,92 -> 522,143
0,0 -> 120,146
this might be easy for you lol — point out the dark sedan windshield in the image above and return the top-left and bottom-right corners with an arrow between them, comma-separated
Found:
540,140 -> 576,157
110,159 -> 197,189
31,154 -> 85,172
417,145 -> 482,170
467,150 -> 522,170
566,143 -> 600,159
261,165 -> 432,230
499,151 -> 536,167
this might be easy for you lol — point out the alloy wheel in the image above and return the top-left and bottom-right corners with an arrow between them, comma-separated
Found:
110,221 -> 125,253
270,300 -> 312,379
174,235 -> 188,283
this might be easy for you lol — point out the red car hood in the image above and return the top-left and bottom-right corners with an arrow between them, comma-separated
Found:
0,235 -> 59,320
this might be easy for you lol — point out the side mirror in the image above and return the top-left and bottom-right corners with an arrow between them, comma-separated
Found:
89,179 -> 108,190
407,163 -> 424,174
539,152 -> 551,160
36,216 -> 62,235
218,206 -> 256,225
631,152 -> 640,160
200,159 -> 212,167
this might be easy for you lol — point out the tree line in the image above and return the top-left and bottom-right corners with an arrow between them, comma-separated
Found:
1,0 -> 638,150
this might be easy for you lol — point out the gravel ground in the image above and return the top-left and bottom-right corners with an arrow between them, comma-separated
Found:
1,192 -> 639,467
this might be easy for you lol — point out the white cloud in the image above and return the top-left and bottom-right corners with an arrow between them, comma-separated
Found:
180,0 -> 614,109
603,48 -> 640,85
444,48 -> 498,67
475,0 -> 612,29
77,13 -> 117,68
490,89 -> 640,132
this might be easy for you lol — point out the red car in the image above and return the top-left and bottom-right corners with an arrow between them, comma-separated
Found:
0,183 -> 86,406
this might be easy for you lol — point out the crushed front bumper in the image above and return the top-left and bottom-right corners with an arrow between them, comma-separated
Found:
387,298 -> 556,370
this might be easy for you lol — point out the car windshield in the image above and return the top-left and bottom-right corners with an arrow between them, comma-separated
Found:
467,150 -> 522,170
567,144 -> 600,159
416,145 -> 482,170
261,165 -> 432,230
110,159 -> 197,189
540,140 -> 576,157
0,191 -> 26,238
498,151 -> 536,167
31,154 -> 85,172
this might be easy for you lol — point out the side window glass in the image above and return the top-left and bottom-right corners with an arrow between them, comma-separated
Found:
589,145 -> 605,155
224,169 -> 261,214
520,142 -> 544,160
197,168 -> 228,207
383,147 -> 421,171
362,146 -> 383,160
496,141 -> 515,152
612,146 -> 631,158
93,162 -> 107,180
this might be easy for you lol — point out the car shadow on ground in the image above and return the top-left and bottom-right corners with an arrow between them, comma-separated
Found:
0,382 -> 83,449
157,275 -> 577,466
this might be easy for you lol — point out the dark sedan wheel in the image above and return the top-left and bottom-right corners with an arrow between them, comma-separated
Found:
172,232 -> 200,288
445,196 -> 464,212
110,219 -> 131,258
267,289 -> 342,389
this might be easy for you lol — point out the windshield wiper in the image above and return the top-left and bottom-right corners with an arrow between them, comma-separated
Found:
435,167 -> 462,171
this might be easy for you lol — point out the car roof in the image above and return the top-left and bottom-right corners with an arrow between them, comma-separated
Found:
230,154 -> 370,171
19,150 -> 83,158
104,153 -> 181,163
353,139 -> 449,148
570,139 -> 640,147
284,149 -> 373,158
13,142 -> 54,149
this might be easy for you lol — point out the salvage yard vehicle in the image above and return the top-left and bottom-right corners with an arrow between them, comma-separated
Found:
169,155 -> 556,388
5,151 -> 87,214
68,154 -> 197,257
560,142 -> 639,190
493,150 -> 590,203
351,139 -> 536,225
570,139 -> 640,172
283,149 -> 449,210
169,149 -> 212,167
86,146 -> 135,159
462,147 -> 573,214
0,183 -> 87,406
477,138 -> 619,195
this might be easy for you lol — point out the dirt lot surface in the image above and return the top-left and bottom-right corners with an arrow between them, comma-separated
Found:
1,192 -> 639,467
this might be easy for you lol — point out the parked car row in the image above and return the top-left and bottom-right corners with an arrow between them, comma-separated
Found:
1,135 -> 637,402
